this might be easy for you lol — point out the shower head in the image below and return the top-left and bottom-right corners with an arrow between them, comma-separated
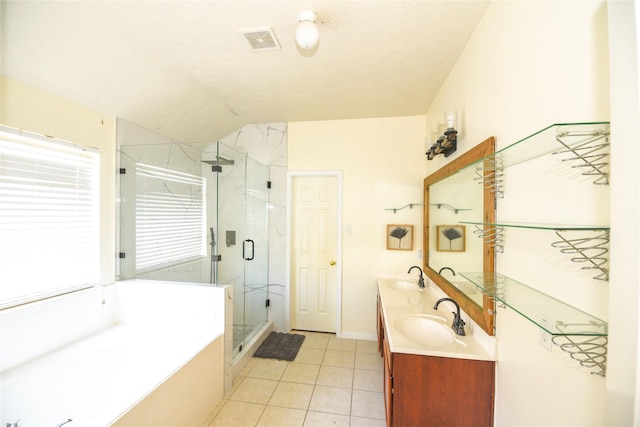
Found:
201,156 -> 235,166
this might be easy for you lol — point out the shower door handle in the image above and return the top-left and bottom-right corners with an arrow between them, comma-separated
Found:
243,239 -> 255,261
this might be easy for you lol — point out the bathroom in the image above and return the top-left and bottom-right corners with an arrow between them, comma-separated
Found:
1,1 -> 638,425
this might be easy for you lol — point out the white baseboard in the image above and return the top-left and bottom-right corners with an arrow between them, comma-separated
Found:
337,331 -> 377,341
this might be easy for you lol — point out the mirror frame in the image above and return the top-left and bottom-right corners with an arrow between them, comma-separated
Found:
423,136 -> 496,336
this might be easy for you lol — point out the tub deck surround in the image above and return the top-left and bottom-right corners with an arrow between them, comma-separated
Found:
377,276 -> 497,361
1,280 -> 225,427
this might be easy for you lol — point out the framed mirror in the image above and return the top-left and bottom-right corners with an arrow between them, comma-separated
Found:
423,137 -> 496,335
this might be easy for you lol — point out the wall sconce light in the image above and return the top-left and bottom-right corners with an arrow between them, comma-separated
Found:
426,110 -> 458,160
295,10 -> 319,49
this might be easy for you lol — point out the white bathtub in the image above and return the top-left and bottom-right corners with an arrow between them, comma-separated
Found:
0,280 -> 225,427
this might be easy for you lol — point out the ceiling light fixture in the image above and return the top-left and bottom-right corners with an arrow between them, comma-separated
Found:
295,10 -> 319,49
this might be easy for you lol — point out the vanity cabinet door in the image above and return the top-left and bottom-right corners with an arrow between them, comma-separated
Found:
377,298 -> 495,426
377,295 -> 384,355
383,334 -> 393,427
392,353 -> 495,427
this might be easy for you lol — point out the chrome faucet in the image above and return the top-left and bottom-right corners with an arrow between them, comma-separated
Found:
438,266 -> 456,276
4,420 -> 19,427
434,297 -> 466,336
407,265 -> 425,288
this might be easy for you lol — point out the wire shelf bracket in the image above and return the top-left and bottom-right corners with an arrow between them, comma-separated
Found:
471,224 -> 504,254
553,128 -> 610,185
551,229 -> 609,281
475,153 -> 504,198
551,321 -> 608,377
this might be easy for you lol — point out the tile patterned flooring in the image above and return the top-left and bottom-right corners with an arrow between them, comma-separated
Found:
206,331 -> 386,427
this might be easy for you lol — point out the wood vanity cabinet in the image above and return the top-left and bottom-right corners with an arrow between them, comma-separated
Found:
377,296 -> 495,427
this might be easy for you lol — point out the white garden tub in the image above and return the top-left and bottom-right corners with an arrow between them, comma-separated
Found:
0,280 -> 225,427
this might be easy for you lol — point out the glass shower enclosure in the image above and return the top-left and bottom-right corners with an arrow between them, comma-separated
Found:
118,127 -> 269,360
206,142 -> 269,357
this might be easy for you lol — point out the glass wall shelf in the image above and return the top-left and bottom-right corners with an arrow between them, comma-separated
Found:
459,272 -> 608,337
384,203 -> 423,213
483,122 -> 609,168
430,203 -> 472,214
472,121 -> 610,187
459,221 -> 609,231
460,221 -> 610,281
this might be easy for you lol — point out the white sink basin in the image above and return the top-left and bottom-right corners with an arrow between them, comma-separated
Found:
394,314 -> 465,348
382,278 -> 419,291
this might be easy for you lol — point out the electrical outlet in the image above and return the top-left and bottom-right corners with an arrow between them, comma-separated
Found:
539,315 -> 554,352
539,329 -> 553,351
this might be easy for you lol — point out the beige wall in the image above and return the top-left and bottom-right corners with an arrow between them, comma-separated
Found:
288,116 -> 426,338
424,1 -> 635,425
1,76 -> 117,284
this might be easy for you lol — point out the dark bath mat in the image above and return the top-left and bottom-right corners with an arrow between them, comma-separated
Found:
253,332 -> 306,361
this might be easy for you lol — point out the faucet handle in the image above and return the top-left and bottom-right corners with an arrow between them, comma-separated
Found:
452,314 -> 466,336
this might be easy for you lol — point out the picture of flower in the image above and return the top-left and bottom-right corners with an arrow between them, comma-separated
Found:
437,225 -> 466,252
386,224 -> 413,250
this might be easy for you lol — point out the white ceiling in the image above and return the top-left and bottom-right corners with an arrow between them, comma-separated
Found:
1,1 -> 490,144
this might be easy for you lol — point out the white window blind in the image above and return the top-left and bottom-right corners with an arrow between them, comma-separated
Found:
0,126 -> 100,308
135,163 -> 205,273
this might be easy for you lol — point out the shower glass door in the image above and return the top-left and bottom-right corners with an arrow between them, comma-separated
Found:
243,156 -> 269,348
215,142 -> 269,357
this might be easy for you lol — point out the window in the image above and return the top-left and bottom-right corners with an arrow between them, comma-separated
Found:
135,163 -> 206,273
0,126 -> 100,308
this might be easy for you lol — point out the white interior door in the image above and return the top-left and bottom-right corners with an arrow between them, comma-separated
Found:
291,175 -> 338,333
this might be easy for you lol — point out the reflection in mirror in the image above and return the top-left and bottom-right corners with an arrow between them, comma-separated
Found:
423,137 -> 496,335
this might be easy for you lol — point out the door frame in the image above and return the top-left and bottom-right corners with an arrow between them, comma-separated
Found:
286,170 -> 343,336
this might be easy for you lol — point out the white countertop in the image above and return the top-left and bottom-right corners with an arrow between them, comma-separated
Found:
378,276 -> 497,361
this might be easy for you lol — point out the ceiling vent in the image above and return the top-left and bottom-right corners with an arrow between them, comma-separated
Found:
240,27 -> 281,52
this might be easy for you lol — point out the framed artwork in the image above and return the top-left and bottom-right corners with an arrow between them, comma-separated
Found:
436,225 -> 466,252
387,224 -> 413,250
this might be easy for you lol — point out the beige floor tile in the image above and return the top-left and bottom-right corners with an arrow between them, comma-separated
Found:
303,411 -> 350,427
356,339 -> 379,354
226,376 -> 246,399
299,333 -> 330,350
355,351 -> 384,371
209,400 -> 265,427
200,398 -> 226,427
308,385 -> 352,415
281,362 -> 320,384
353,368 -> 383,392
248,358 -> 288,380
351,390 -> 386,420
238,357 -> 258,378
256,406 -> 306,427
294,347 -> 326,365
349,416 -> 387,427
316,365 -> 353,389
229,377 -> 279,404
322,350 -> 355,368
268,381 -> 314,409
327,336 -> 356,352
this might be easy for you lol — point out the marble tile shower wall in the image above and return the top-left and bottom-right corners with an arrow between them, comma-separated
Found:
0,285 -> 116,372
218,123 -> 288,332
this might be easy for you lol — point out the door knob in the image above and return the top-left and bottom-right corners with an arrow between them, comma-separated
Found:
330,260 -> 336,266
